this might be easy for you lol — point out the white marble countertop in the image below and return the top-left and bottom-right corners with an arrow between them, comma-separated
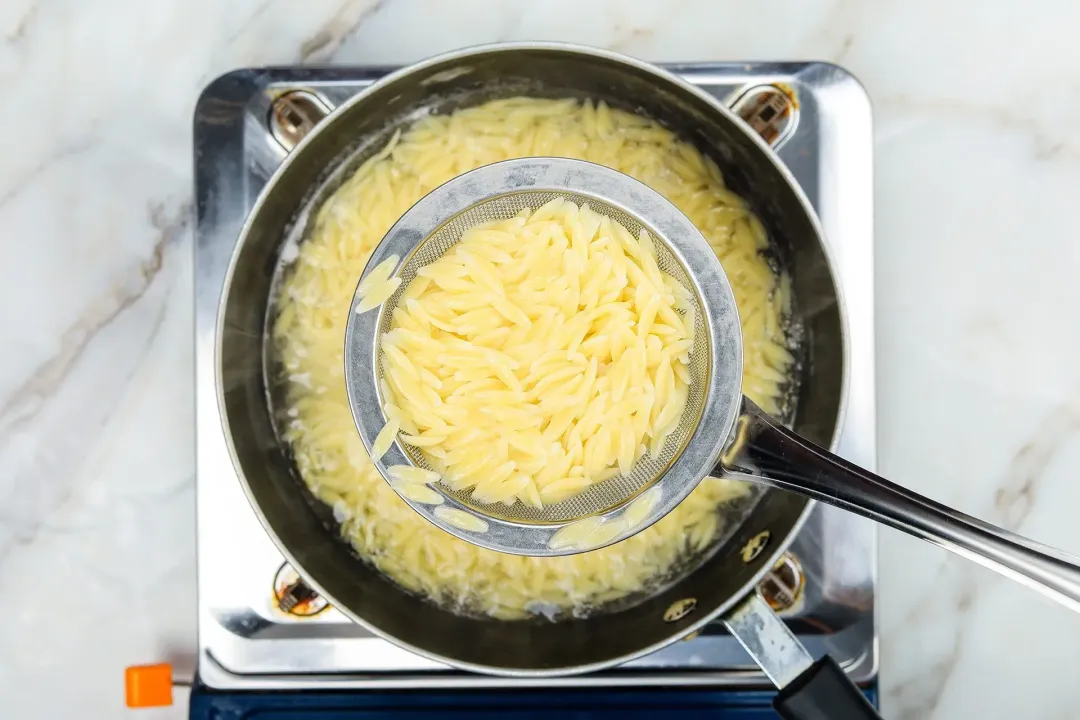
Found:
3,0 -> 1080,717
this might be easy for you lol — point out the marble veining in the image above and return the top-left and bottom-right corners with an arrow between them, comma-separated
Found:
3,0 -> 1080,717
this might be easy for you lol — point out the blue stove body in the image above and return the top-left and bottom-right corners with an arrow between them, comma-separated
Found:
189,682 -> 878,719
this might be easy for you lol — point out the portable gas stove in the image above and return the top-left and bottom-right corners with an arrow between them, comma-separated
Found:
189,61 -> 875,716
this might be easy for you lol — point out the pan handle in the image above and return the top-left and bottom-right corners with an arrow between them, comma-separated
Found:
723,593 -> 881,719
718,396 -> 1080,614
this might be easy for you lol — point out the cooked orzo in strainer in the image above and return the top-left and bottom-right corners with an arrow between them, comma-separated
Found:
378,199 -> 698,508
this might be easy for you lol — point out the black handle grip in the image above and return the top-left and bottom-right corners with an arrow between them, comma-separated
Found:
773,655 -> 882,720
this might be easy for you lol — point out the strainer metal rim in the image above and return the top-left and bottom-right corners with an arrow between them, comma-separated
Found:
343,157 -> 745,557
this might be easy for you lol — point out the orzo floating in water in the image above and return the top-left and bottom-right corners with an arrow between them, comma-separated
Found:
272,97 -> 794,619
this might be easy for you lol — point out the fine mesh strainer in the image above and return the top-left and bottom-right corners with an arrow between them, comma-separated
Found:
341,157 -> 1080,621
344,158 -> 1080,617
343,157 -> 745,557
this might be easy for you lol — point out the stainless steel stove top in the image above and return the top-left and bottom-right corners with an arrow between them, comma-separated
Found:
193,61 -> 876,691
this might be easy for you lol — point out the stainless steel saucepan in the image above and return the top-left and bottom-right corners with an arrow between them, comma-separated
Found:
218,42 -> 873,718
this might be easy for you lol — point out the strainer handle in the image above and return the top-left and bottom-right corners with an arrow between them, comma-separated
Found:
718,396 -> 1080,615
